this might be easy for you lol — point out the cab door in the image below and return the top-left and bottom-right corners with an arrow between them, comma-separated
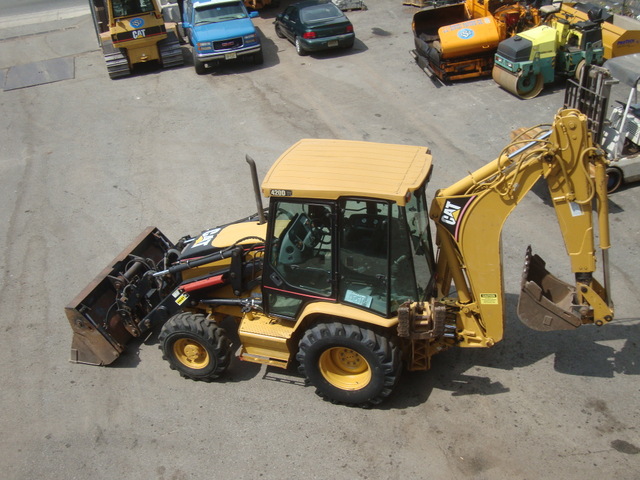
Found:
338,198 -> 391,316
263,200 -> 336,318
338,197 -> 427,317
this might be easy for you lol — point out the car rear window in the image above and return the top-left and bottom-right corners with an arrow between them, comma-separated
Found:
300,4 -> 343,23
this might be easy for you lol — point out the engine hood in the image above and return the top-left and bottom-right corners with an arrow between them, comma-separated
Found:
180,220 -> 267,260
192,18 -> 256,42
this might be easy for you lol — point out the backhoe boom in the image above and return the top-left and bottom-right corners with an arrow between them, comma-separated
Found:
430,109 -> 613,348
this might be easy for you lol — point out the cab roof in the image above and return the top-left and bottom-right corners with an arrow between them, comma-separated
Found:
261,139 -> 432,206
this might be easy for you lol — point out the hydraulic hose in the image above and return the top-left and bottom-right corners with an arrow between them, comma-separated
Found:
153,247 -> 241,277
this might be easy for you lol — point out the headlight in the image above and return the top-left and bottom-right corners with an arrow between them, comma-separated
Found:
243,33 -> 258,44
197,42 -> 213,51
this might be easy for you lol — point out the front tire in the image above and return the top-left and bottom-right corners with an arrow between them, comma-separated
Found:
159,312 -> 231,382
296,322 -> 401,406
193,49 -> 206,75
253,49 -> 264,65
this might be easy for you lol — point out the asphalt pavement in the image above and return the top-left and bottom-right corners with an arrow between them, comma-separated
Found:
1,2 -> 639,479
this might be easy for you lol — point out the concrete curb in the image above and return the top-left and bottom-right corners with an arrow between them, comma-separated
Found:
0,5 -> 89,29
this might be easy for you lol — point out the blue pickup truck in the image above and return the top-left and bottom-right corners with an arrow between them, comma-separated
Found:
182,0 -> 263,74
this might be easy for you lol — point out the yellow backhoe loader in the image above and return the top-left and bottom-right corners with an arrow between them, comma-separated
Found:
66,109 -> 614,406
88,0 -> 184,78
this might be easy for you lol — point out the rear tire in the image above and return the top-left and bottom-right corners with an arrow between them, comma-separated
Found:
295,37 -> 307,56
296,322 -> 401,406
159,312 -> 231,382
606,167 -> 623,193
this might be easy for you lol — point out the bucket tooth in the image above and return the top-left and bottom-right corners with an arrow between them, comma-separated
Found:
517,246 -> 583,331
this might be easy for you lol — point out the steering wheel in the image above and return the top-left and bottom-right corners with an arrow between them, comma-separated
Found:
309,223 -> 331,255
278,213 -> 314,264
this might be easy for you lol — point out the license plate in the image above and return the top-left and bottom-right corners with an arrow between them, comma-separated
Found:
328,40 -> 338,47
225,52 -> 237,60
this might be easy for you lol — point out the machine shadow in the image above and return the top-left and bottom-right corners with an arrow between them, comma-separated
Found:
112,316 -> 264,382
109,295 -> 637,406
383,292 -> 639,410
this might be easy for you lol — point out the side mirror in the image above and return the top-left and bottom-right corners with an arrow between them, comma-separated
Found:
182,21 -> 192,29
249,11 -> 259,18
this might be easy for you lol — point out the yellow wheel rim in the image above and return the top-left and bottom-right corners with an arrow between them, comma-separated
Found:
173,338 -> 210,370
319,347 -> 371,391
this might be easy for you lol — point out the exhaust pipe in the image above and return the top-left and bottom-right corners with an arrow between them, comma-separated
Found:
246,155 -> 266,225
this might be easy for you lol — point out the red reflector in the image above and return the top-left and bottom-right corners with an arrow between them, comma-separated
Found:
303,32 -> 316,39
346,25 -> 353,33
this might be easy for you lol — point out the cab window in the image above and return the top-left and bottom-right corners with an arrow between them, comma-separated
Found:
339,199 -> 390,316
112,0 -> 155,17
404,188 -> 436,301
266,201 -> 334,317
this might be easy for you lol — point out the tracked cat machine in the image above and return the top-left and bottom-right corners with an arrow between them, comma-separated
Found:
88,0 -> 184,78
66,109 -> 614,407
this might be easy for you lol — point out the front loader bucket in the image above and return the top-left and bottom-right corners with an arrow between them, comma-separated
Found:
517,247 -> 582,331
65,227 -> 178,365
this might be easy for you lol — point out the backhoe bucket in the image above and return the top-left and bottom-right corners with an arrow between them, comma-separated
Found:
517,247 -> 582,331
65,227 -> 178,365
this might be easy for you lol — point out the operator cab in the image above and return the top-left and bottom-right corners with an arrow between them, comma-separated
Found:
259,139 -> 437,320
111,0 -> 157,18
263,192 -> 436,319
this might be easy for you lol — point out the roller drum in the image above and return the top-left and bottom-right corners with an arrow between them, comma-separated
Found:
492,66 -> 544,99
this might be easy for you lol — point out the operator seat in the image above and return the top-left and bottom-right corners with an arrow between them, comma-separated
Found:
540,1 -> 562,16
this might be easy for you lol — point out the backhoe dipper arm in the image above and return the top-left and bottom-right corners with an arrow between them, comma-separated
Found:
429,109 -> 613,348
